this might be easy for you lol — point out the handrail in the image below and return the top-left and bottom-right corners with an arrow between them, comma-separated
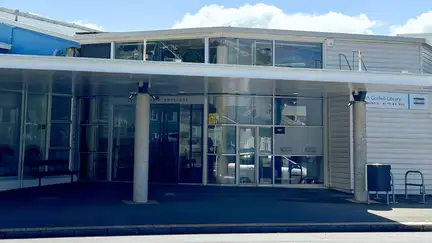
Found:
405,170 -> 426,203
390,171 -> 395,204
360,58 -> 368,71
338,54 -> 352,70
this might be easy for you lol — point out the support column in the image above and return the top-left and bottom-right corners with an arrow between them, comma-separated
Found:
352,91 -> 368,203
133,82 -> 150,203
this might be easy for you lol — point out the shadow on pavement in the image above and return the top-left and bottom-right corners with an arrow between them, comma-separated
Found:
0,182 -> 415,230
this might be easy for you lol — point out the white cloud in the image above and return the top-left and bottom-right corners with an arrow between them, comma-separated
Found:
172,3 -> 377,34
390,11 -> 432,35
70,20 -> 104,31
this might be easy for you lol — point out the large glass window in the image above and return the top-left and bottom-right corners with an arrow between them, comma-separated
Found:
115,42 -> 144,60
78,97 -> 109,180
146,39 -> 205,63
209,38 -> 272,66
208,96 -> 272,125
0,91 -> 22,177
275,41 -> 322,68
275,97 -> 323,126
274,156 -> 323,185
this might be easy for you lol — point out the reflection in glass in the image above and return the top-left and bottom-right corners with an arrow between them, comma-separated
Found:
112,105 -> 135,181
274,127 -> 323,155
207,155 -> 236,184
24,94 -> 48,175
51,96 -> 71,120
275,98 -> 323,126
49,149 -> 70,161
208,96 -> 272,125
275,41 -> 322,68
259,127 -> 272,154
239,127 -> 256,184
52,74 -> 72,94
209,38 -> 272,66
208,125 -> 236,154
259,156 -> 272,184
179,105 -> 203,183
50,123 -> 70,147
26,94 -> 48,124
146,39 -> 205,63
274,156 -> 323,184
0,91 -> 21,177
149,105 -> 180,183
115,42 -> 143,60
80,152 -> 108,180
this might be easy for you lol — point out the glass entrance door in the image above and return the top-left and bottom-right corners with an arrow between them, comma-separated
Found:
238,127 -> 257,184
23,93 -> 48,177
149,104 -> 180,183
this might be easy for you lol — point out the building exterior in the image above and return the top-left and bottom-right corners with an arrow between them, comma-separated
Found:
1,24 -> 432,202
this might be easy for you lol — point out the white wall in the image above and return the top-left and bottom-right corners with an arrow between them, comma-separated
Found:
325,39 -> 421,73
366,93 -> 432,195
327,95 -> 352,192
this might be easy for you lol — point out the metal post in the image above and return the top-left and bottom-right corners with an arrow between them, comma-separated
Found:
133,82 -> 150,203
358,51 -> 362,72
352,91 -> 368,203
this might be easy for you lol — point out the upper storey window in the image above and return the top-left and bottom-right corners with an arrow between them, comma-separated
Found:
275,41 -> 322,69
146,39 -> 205,63
209,38 -> 272,66
115,42 -> 144,60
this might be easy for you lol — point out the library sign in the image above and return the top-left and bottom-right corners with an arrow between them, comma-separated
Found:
365,92 -> 428,110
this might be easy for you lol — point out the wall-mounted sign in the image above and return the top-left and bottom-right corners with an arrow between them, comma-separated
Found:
365,92 -> 408,109
151,96 -> 204,104
208,113 -> 218,124
409,94 -> 428,110
365,92 -> 428,110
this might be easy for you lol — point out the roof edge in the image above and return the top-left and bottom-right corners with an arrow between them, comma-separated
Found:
0,17 -> 78,42
0,7 -> 97,32
74,26 -> 427,45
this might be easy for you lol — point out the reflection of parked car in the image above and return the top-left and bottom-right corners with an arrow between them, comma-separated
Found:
223,153 -> 308,184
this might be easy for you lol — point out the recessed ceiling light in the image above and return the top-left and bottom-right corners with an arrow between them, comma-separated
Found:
293,92 -> 299,95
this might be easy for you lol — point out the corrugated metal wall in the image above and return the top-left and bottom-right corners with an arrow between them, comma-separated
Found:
327,95 -> 352,191
325,39 -> 421,73
422,44 -> 432,74
366,97 -> 432,194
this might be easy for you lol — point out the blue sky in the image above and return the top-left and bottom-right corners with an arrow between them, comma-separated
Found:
0,0 -> 431,35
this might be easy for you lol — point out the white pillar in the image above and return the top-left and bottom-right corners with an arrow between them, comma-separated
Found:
352,91 -> 368,203
133,83 -> 150,203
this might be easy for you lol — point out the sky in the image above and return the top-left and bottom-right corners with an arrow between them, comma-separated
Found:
0,0 -> 431,35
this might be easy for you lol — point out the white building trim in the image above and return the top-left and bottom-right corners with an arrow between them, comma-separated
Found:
1,55 -> 432,89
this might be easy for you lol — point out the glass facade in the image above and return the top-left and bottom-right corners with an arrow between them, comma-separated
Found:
275,41 -> 322,68
111,37 -> 322,69
0,73 -> 74,181
209,38 -> 273,66
0,35 -> 326,189
146,39 -> 205,63
115,42 -> 144,60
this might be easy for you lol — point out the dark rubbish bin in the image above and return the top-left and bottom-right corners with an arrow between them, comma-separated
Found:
367,164 -> 392,204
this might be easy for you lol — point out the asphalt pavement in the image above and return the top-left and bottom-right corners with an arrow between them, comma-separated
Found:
1,233 -> 431,243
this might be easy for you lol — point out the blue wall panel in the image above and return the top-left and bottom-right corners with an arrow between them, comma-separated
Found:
0,23 -> 79,56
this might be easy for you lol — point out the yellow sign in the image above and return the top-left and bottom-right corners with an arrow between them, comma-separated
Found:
208,113 -> 218,124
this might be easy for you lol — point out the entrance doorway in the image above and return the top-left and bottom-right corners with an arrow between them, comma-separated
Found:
236,126 -> 273,185
148,104 -> 204,184
149,104 -> 180,183
238,127 -> 256,184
